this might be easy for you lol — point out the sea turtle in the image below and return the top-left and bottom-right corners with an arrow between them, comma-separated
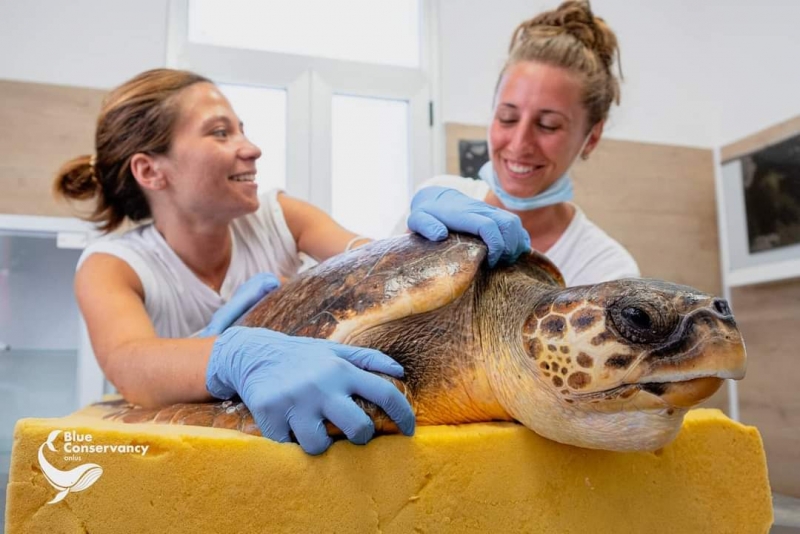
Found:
102,233 -> 746,452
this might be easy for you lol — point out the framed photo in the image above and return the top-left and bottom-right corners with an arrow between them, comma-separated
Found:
718,130 -> 800,286
457,139 -> 489,179
445,123 -> 488,178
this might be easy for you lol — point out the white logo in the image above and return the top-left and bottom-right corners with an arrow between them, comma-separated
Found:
37,429 -> 150,504
38,430 -> 103,504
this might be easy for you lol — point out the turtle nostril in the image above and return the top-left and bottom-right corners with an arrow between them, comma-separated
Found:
713,298 -> 732,316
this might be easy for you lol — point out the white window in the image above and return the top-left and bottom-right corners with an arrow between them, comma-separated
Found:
331,95 -> 410,239
189,0 -> 421,68
168,0 -> 433,237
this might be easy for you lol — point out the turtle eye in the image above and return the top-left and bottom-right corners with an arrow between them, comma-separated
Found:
610,297 -> 677,344
622,307 -> 652,331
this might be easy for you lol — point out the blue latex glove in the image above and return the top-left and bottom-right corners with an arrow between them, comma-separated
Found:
407,186 -> 531,267
198,273 -> 281,337
206,326 -> 415,455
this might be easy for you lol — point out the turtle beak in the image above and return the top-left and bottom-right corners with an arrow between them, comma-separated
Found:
645,302 -> 747,382
635,310 -> 746,408
640,376 -> 724,407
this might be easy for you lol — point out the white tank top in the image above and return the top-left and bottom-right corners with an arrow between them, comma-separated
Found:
77,189 -> 303,338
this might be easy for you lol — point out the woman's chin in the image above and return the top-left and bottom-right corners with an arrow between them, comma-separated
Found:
244,199 -> 260,213
499,182 -> 541,199
497,172 -> 547,197
233,196 -> 260,217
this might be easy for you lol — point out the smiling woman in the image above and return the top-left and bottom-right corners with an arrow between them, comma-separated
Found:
51,69 -> 416,455
399,0 -> 638,288
134,82 -> 263,228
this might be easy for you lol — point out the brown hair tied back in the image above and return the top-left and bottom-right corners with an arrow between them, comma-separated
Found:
503,0 -> 622,128
53,68 -> 211,233
55,154 -> 99,203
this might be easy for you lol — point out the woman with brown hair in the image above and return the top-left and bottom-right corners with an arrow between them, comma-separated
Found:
401,0 -> 639,286
55,69 -> 529,455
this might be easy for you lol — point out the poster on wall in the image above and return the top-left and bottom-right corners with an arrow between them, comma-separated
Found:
458,139 -> 489,179
720,127 -> 800,284
741,132 -> 800,253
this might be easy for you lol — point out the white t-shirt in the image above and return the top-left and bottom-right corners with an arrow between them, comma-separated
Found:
77,189 -> 303,338
394,175 -> 640,287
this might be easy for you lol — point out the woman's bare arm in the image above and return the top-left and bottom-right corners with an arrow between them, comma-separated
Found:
278,193 -> 371,261
75,253 -> 216,407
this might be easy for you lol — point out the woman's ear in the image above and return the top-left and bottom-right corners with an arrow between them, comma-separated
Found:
130,153 -> 167,191
581,121 -> 605,160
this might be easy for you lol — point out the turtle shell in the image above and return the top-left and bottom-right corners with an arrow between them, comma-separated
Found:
102,233 -> 566,434
241,233 -> 489,342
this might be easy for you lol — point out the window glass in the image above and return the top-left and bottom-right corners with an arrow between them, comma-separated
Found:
189,0 -> 420,68
331,95 -> 409,239
0,235 -> 81,477
218,84 -> 287,192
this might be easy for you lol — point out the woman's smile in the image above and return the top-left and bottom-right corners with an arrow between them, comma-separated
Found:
502,158 -> 546,182
228,172 -> 257,183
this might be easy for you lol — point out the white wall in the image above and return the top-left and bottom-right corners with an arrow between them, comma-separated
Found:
0,0 -> 169,89
1,0 -> 798,147
706,1 -> 800,146
438,0 -> 800,148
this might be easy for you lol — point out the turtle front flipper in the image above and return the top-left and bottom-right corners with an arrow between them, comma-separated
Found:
99,400 -> 260,436
99,384 -> 413,438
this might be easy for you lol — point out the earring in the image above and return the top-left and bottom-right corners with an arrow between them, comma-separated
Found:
581,153 -> 590,161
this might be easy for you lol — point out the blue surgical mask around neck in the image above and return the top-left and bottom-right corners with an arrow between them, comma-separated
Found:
480,134 -> 591,212
480,162 -> 573,211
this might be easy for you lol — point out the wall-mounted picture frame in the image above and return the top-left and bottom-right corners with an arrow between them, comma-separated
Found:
445,123 -> 488,178
739,133 -> 800,253
457,139 -> 489,179
718,120 -> 800,287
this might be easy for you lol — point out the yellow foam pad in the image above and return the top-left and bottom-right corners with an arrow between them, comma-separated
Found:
5,407 -> 772,533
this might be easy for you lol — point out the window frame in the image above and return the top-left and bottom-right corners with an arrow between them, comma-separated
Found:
166,0 -> 436,213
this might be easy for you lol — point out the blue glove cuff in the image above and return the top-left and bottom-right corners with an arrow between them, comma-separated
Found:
205,327 -> 244,400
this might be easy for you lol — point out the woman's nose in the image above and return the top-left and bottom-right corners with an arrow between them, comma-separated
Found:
240,137 -> 262,160
509,123 -> 535,153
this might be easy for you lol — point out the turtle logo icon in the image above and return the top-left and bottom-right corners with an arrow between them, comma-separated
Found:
37,430 -> 103,504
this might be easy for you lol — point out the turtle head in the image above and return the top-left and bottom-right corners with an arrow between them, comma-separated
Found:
497,278 -> 746,451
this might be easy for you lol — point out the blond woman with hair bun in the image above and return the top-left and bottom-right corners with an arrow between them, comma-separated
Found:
399,0 -> 639,287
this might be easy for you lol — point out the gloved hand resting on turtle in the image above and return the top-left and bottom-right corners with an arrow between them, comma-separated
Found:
407,186 -> 531,267
205,327 -> 415,455
195,274 -> 414,455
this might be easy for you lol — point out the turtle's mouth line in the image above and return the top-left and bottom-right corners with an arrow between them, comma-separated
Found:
610,329 -> 746,388
573,376 -> 724,407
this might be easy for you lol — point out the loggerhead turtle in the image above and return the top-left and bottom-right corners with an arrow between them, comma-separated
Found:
102,233 -> 746,452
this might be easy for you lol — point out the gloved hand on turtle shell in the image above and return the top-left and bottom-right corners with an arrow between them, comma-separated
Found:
407,186 -> 531,267
205,326 -> 416,455
196,273 -> 281,337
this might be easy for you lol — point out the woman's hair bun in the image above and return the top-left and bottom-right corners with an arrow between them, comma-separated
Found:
511,1 -> 617,73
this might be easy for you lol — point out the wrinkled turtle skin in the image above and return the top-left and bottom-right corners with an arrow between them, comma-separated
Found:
100,233 -> 746,451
